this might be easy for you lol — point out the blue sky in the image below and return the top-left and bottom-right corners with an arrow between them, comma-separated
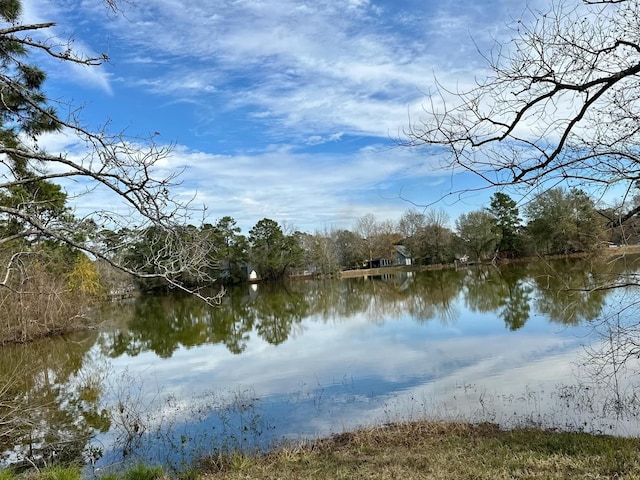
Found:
22,0 -> 548,233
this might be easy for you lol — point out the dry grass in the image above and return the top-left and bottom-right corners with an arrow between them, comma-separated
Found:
199,421 -> 640,479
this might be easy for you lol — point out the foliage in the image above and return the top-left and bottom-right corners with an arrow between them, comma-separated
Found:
332,229 -> 366,270
0,470 -> 14,480
66,253 -> 105,299
397,209 -> 454,265
0,244 -> 96,344
35,466 -> 82,480
122,225 -> 217,293
487,192 -> 522,256
355,214 -> 401,266
119,464 -> 165,480
421,209 -> 455,265
524,188 -> 604,255
199,421 -> 640,479
303,230 -> 340,276
204,216 -> 248,284
397,209 -> 426,261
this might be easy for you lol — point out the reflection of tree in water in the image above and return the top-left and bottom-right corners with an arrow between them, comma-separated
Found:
98,257 -> 639,358
500,278 -> 532,331
462,258 -> 633,330
304,271 -> 463,325
99,292 -> 255,357
0,332 -> 109,468
100,283 -> 311,356
464,264 -> 533,331
406,269 -> 463,324
529,258 -> 613,326
304,278 -> 373,321
359,276 -> 407,324
572,255 -> 640,430
251,282 -> 309,345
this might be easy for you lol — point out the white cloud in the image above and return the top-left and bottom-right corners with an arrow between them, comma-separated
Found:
28,123 -> 489,232
21,0 -> 114,95
17,0 -> 567,230
74,0 -> 495,138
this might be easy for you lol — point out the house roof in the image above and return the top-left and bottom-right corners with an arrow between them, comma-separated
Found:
393,244 -> 410,258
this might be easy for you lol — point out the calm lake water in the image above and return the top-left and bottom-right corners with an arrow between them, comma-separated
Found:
3,256 -> 640,471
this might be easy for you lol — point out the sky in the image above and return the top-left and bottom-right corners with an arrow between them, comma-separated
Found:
21,0 -> 549,233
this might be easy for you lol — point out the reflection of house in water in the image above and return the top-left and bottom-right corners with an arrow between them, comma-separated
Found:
232,282 -> 259,304
364,244 -> 412,269
366,271 -> 414,290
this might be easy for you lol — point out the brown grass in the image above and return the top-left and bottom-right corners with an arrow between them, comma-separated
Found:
199,421 -> 640,480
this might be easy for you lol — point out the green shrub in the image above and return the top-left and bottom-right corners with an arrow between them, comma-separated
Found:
121,465 -> 165,480
37,466 -> 81,480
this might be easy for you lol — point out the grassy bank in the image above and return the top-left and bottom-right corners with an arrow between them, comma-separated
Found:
198,421 -> 640,479
6,421 -> 640,480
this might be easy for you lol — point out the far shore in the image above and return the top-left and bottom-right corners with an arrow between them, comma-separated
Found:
334,244 -> 640,280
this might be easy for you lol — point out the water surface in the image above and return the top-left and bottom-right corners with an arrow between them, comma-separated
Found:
3,257 -> 640,470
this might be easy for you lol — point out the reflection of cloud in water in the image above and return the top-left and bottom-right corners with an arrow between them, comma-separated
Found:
95,310 -> 622,468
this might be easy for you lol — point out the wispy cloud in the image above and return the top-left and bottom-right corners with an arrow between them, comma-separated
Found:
22,0 -> 549,229
71,0 -> 492,137
21,0 -> 114,95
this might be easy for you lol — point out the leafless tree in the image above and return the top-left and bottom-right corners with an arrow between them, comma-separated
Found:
355,213 -> 400,266
407,0 -> 640,231
0,1 -> 222,309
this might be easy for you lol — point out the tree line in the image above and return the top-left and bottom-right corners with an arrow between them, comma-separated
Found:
94,186 -> 639,294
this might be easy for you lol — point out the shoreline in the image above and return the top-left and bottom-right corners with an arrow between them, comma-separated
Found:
198,420 -> 640,479
334,244 -> 640,280
5,420 -> 639,479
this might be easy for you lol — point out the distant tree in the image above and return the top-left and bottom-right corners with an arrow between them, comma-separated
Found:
422,209 -> 454,265
248,218 -> 302,280
398,209 -> 426,239
333,229 -> 366,269
204,216 -> 248,283
309,228 -> 340,275
524,188 -> 603,255
398,209 -> 427,262
487,192 -> 522,257
355,213 -> 400,266
355,213 -> 378,265
376,218 -> 401,258
124,224 -> 214,291
398,208 -> 453,265
455,210 -> 500,261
